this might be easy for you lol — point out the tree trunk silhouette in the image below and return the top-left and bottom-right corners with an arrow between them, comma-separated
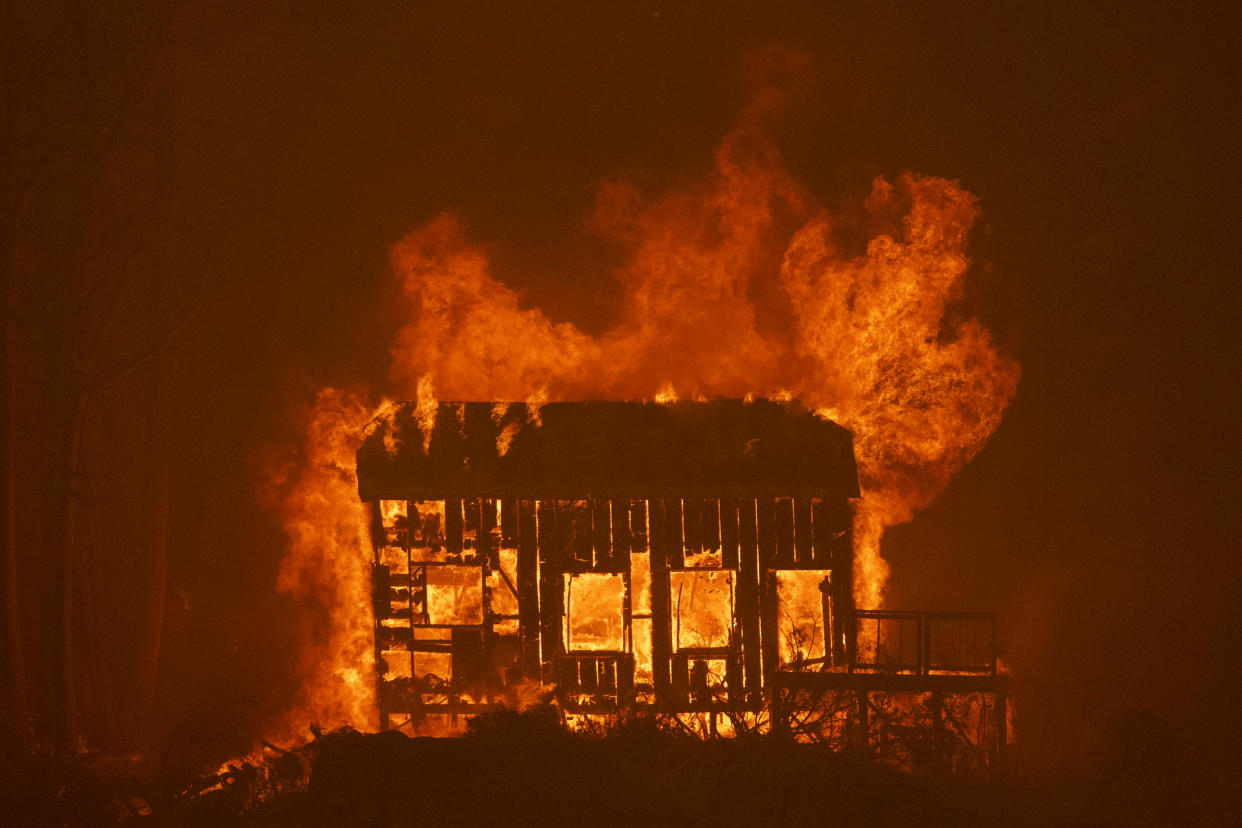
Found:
138,351 -> 171,752
0,0 -> 31,752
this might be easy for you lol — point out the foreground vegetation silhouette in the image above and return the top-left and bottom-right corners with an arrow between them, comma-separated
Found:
0,705 -> 1213,826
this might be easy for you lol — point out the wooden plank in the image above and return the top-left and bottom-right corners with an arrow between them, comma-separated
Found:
560,499 -> 592,570
537,500 -> 563,680
756,498 -> 779,694
445,498 -> 463,557
818,497 -> 852,567
617,654 -> 635,698
593,497 -> 612,570
793,497 -> 813,565
610,499 -> 631,563
599,659 -> 616,693
517,500 -> 540,680
479,499 -> 498,566
664,497 -> 684,571
629,500 -> 648,553
701,498 -> 720,562
833,497 -> 856,667
774,497 -> 794,567
682,497 -> 701,561
719,497 -> 739,570
670,653 -> 689,706
736,499 -> 761,703
356,400 -> 862,502
810,498 -> 829,566
649,499 -> 672,699
499,499 -> 517,548
463,497 -> 483,555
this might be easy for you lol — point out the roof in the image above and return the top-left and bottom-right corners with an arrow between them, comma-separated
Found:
355,399 -> 860,501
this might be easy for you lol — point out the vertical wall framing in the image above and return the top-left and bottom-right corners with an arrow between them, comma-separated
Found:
368,494 -> 858,718
364,493 -> 1004,776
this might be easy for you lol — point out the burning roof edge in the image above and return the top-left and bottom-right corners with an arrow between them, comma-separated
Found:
356,399 -> 860,501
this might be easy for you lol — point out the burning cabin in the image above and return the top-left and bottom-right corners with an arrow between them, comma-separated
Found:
357,399 -> 1006,769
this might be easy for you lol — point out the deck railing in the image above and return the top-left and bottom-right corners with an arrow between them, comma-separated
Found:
851,610 -> 997,676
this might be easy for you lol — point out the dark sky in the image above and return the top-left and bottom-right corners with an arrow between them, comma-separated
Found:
9,0 -> 1241,795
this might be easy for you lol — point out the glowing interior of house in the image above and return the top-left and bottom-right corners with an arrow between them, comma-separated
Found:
357,399 -> 1007,773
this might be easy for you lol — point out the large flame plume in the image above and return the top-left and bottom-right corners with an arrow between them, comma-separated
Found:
263,389 -> 382,740
387,135 -> 1020,609
268,94 -> 1019,735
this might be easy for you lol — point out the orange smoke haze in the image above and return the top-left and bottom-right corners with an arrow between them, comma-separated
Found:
268,102 -> 1018,737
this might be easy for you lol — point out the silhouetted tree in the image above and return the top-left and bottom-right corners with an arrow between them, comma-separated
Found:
1,0 -> 188,759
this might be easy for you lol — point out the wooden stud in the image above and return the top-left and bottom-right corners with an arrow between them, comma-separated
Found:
736,499 -> 761,704
537,500 -> 564,681
774,497 -> 794,567
445,498 -> 463,557
719,497 -> 739,571
649,499 -> 673,699
682,497 -> 701,561
793,497 -> 813,566
517,500 -> 540,680
611,499 -> 631,563
500,498 -> 518,548
757,498 -> 779,693
593,497 -> 612,570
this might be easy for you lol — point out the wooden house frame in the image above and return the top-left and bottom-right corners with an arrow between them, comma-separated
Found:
357,400 -> 1007,774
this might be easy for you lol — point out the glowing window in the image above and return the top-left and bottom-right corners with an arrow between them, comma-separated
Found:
776,570 -> 832,667
564,573 -> 625,651
425,565 -> 483,625
670,570 -> 733,649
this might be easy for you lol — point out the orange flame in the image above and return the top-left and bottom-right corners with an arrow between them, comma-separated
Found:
263,388 -> 379,741
388,128 -> 1019,609
269,95 -> 1018,735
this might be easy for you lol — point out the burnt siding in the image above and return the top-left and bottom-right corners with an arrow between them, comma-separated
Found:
357,399 -> 860,501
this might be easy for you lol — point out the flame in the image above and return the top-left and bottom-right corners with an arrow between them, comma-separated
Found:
267,82 -> 1019,736
264,388 -> 378,740
387,125 -> 1019,608
491,401 -> 521,457
414,375 -> 438,453
654,382 -> 678,404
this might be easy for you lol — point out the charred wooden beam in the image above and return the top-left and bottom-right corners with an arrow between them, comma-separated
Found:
357,400 -> 860,501
517,500 -> 540,680
757,498 -> 779,699
736,499 -> 761,705
793,497 -> 812,566
536,500 -> 563,682
649,499 -> 672,700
